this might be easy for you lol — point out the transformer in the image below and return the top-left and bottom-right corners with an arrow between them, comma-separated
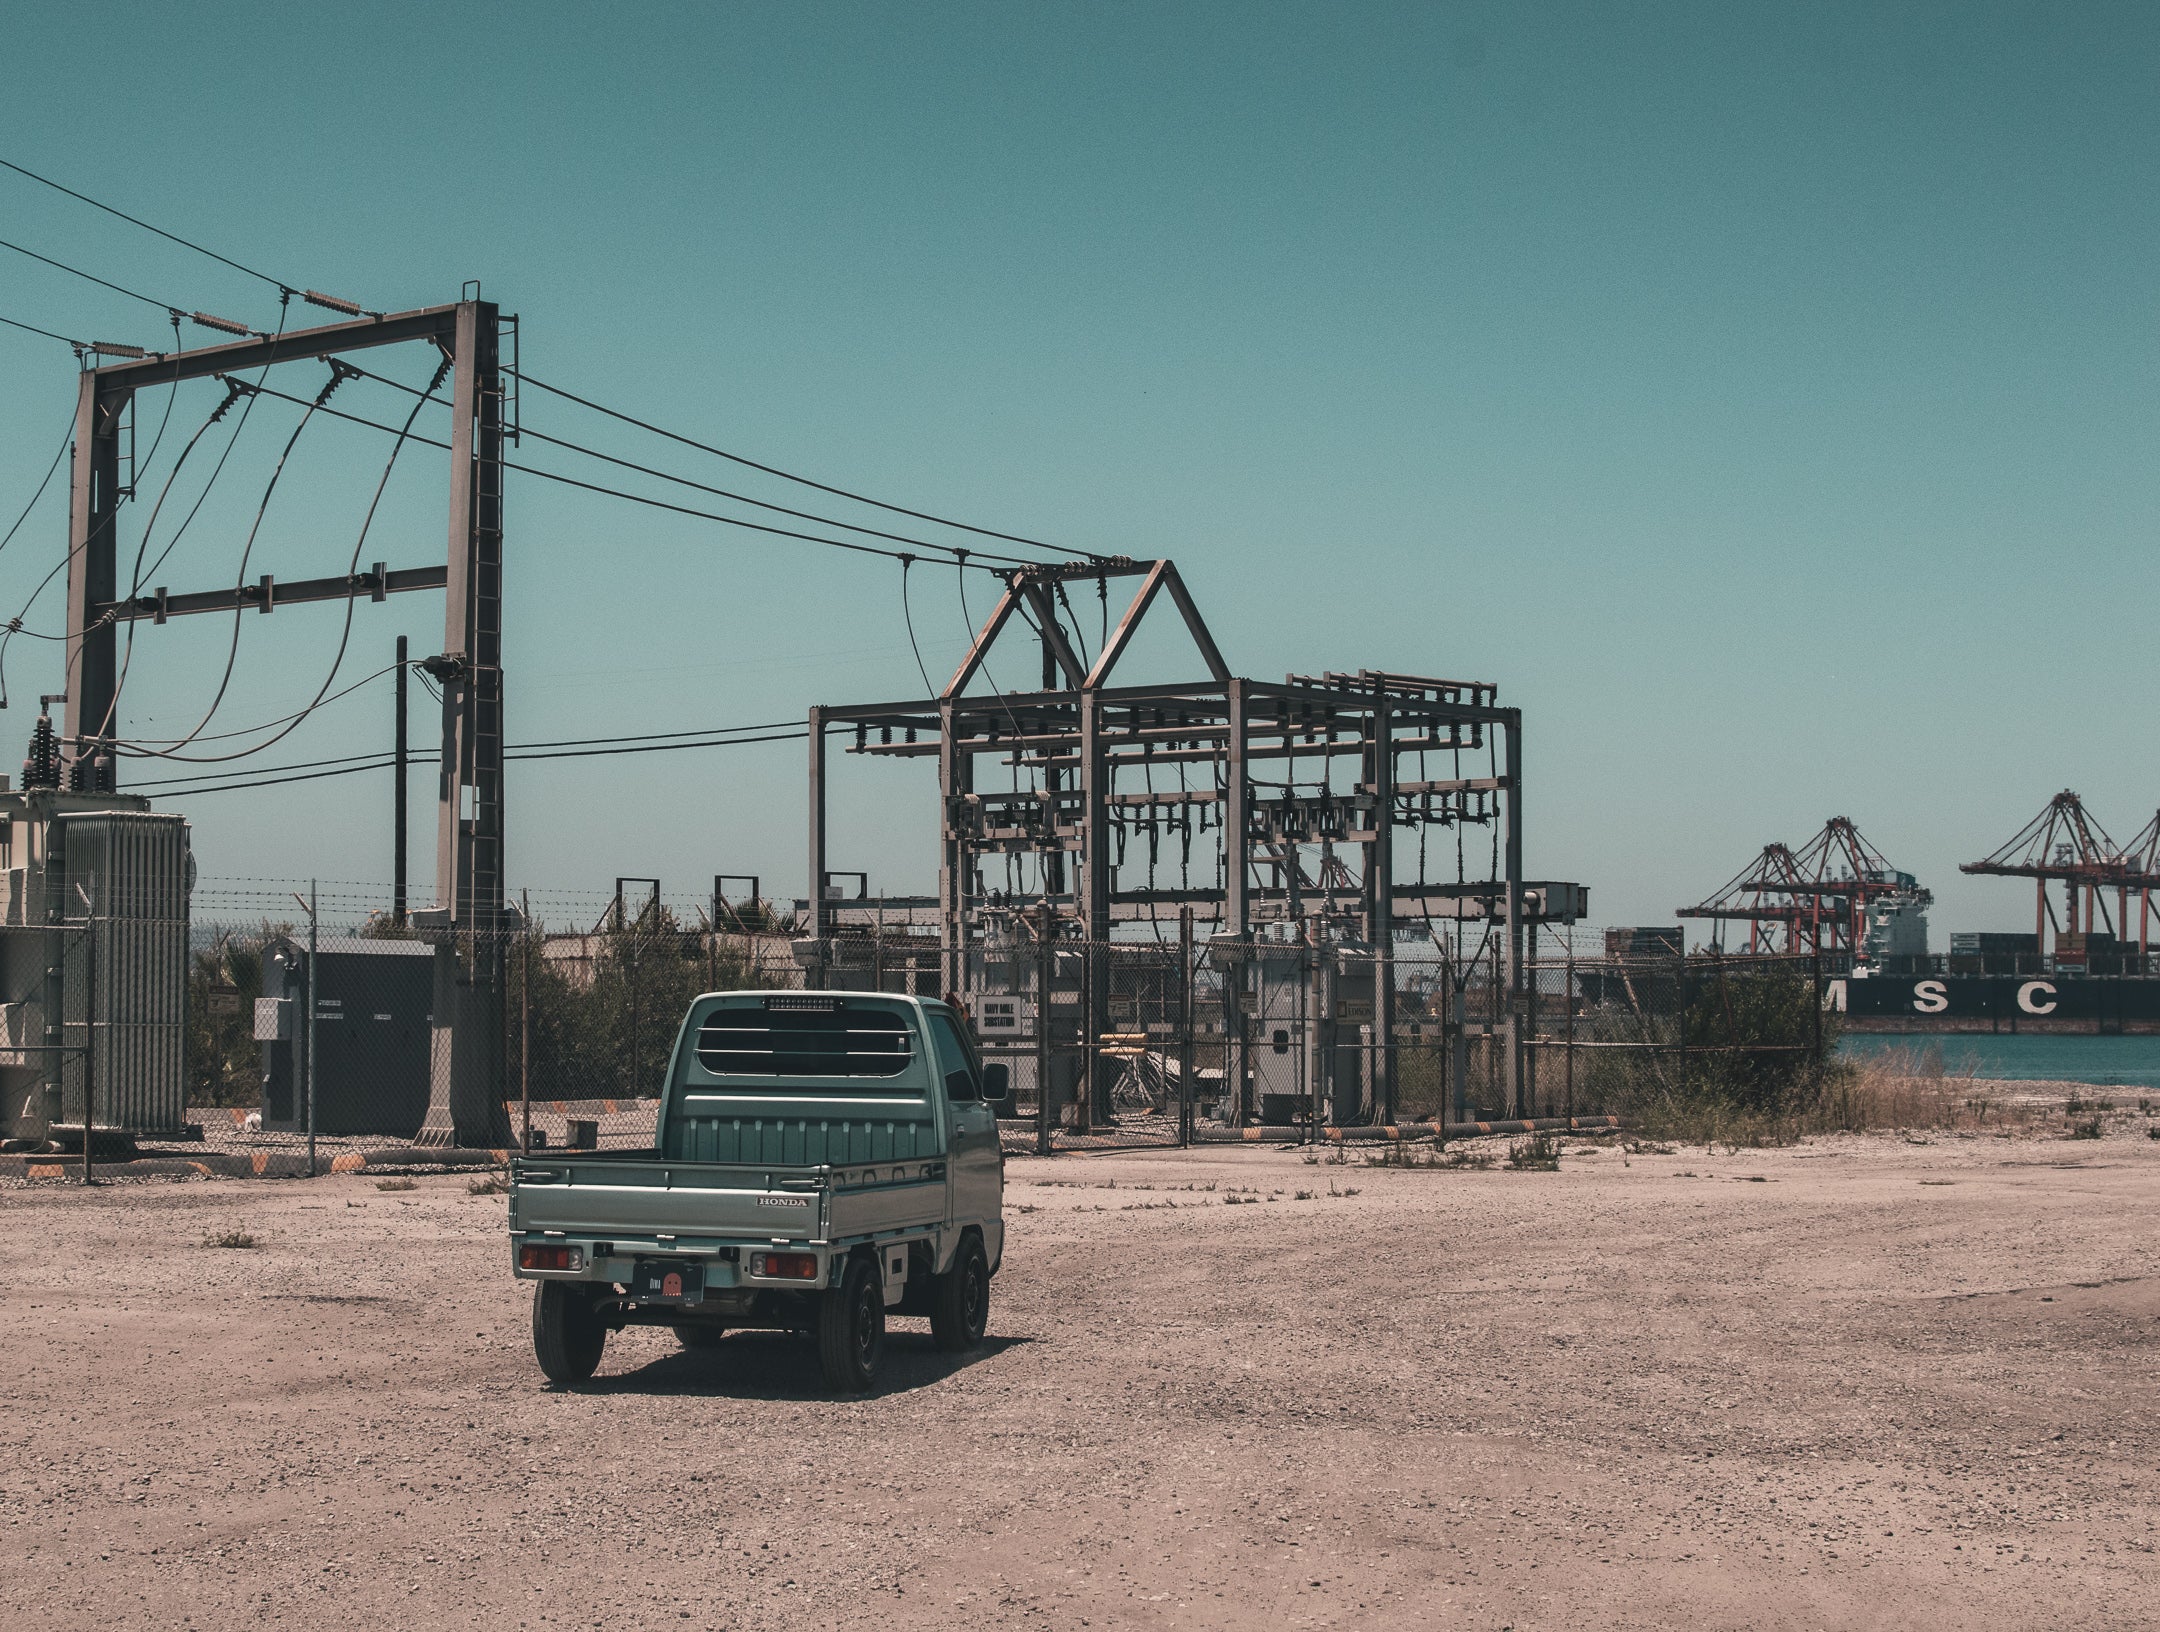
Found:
0,786 -> 191,1144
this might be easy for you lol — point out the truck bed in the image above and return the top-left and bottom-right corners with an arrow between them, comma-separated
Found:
510,1150 -> 949,1247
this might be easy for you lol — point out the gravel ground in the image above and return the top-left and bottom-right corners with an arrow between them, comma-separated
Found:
4,1117 -> 2157,1631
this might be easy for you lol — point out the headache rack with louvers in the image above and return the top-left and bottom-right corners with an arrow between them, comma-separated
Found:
694,1001 -> 915,1078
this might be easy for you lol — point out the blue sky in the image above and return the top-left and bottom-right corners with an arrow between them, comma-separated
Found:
0,2 -> 2152,935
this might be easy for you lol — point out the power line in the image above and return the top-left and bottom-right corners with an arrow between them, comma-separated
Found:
109,355 -> 446,763
124,715 -> 805,779
117,354 -> 340,759
126,727 -> 811,797
0,417 -> 72,560
121,660 -> 407,747
0,154 -> 295,294
899,556 -> 938,696
508,366 -> 1099,562
0,310 -> 90,349
0,235 -> 279,338
0,234 -> 182,317
232,377 -> 1023,573
341,360 -> 1058,568
511,717 -> 800,751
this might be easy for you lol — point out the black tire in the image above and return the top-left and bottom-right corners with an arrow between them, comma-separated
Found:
817,1256 -> 885,1393
674,1322 -> 728,1351
929,1234 -> 990,1353
532,1281 -> 606,1384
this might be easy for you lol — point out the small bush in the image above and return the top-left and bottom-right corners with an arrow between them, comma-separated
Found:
203,1230 -> 258,1249
375,1177 -> 417,1193
2068,1116 -> 2104,1141
1507,1131 -> 1561,1171
467,1174 -> 509,1196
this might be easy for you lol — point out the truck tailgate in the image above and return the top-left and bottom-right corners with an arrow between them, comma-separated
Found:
512,1157 -> 826,1242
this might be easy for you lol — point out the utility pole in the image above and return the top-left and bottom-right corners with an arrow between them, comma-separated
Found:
393,635 -> 408,927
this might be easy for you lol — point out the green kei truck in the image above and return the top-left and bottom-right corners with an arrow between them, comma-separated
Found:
507,991 -> 1007,1391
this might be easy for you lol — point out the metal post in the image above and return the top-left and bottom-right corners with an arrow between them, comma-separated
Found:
1451,970 -> 1470,1127
79,882 -> 94,1185
1225,678 -> 1251,1124
423,298 -> 508,1148
1501,710 -> 1523,1117
1306,922 -> 1325,1134
1525,921 -> 1539,1118
938,698 -> 971,998
521,888 -> 532,1155
63,369 -> 120,791
1178,906 -> 1195,1146
1564,935 -> 1576,1120
1080,690 -> 1110,1125
807,706 -> 828,989
306,880 -> 318,1178
1367,693 -> 1396,1122
1036,901 -> 1054,1157
394,635 -> 409,926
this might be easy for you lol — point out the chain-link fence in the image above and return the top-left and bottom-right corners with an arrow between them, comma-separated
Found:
7,875 -> 1836,1174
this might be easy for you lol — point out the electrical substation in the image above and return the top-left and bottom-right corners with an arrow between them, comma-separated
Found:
0,282 -> 1603,1157
809,557 -> 1586,1133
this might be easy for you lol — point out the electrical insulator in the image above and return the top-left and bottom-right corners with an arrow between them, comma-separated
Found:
91,341 -> 147,358
302,289 -> 364,317
190,311 -> 253,337
20,714 -> 59,790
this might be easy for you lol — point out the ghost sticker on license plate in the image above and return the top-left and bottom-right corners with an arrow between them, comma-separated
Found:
634,1259 -> 704,1302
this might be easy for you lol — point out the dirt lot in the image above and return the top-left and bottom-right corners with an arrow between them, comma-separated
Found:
4,1122 -> 2157,1631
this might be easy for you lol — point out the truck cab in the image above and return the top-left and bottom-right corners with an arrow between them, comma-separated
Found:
507,991 -> 1006,1391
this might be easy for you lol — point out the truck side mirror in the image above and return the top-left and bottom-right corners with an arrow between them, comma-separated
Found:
981,1063 -> 1009,1103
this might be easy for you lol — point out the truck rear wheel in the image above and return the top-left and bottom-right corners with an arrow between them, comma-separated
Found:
532,1282 -> 607,1384
818,1257 -> 885,1392
929,1234 -> 990,1353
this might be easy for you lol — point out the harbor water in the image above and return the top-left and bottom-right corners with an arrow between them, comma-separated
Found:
1836,1031 -> 2160,1090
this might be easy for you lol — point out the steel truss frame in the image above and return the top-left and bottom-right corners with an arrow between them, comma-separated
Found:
805,559 -> 1579,1124
63,299 -> 511,1145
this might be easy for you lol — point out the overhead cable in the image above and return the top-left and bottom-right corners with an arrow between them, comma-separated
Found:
507,366 -> 1098,562
126,728 -> 811,797
0,417 -> 72,561
0,156 -> 372,317
118,358 -> 346,759
341,361 -> 1054,568
0,235 -> 266,336
120,660 -> 408,747
231,378 -> 1022,573
0,310 -> 90,349
110,358 -> 446,762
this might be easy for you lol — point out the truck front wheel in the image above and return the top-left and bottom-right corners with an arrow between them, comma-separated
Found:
929,1234 -> 990,1353
532,1282 -> 607,1384
818,1257 -> 885,1392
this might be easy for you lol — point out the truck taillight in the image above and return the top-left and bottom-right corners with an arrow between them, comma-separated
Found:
519,1244 -> 584,1272
750,1251 -> 818,1280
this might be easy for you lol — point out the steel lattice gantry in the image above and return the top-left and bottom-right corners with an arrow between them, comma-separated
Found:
1961,790 -> 2160,956
804,559 -> 1582,1123
1678,816 -> 1928,957
63,300 -> 513,1146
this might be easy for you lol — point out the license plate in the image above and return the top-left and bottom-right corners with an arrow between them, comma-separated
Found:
632,1258 -> 705,1302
